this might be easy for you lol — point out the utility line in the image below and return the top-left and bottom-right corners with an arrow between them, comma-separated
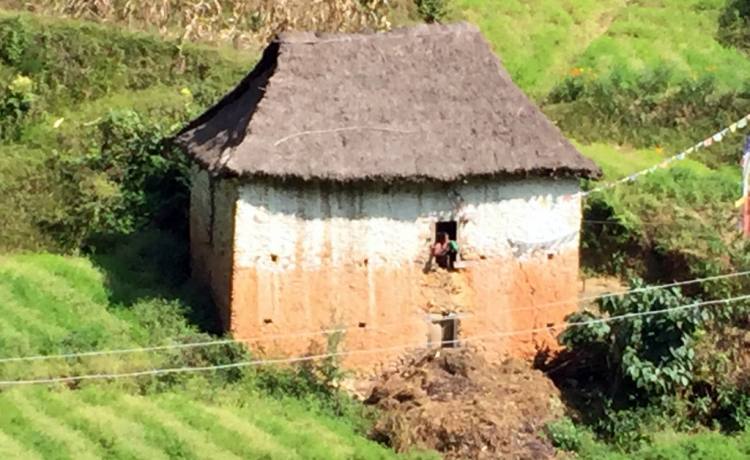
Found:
1,293 -> 748,387
1,270 -> 748,365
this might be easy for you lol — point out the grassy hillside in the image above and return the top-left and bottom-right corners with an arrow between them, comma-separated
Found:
0,11 -> 252,252
0,247 -> 434,459
454,0 -> 630,97
453,0 -> 750,98
570,0 -> 750,92
0,386 -> 412,460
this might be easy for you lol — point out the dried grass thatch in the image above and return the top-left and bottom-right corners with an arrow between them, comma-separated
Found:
175,22 -> 600,182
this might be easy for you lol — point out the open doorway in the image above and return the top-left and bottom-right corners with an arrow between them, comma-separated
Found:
435,221 -> 457,242
434,221 -> 458,270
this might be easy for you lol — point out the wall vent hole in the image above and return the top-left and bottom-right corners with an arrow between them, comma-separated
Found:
263,318 -> 273,324
436,313 -> 459,348
547,253 -> 554,260
270,254 -> 278,262
358,322 -> 367,328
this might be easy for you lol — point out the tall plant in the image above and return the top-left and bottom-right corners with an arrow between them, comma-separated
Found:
560,279 -> 707,402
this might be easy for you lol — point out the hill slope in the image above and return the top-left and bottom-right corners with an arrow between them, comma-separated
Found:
0,251 -> 434,459
0,386 -> 409,460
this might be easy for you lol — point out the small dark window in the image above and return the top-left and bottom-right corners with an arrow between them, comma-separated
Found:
435,221 -> 457,242
438,314 -> 459,348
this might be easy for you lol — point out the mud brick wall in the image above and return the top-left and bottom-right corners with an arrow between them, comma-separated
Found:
191,172 -> 582,374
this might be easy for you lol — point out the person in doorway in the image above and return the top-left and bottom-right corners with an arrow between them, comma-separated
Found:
431,232 -> 458,270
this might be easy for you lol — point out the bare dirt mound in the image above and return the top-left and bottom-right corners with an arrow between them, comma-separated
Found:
365,348 -> 564,459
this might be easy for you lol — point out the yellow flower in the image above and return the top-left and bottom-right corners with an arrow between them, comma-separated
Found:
180,87 -> 193,98
655,145 -> 664,154
8,74 -> 33,95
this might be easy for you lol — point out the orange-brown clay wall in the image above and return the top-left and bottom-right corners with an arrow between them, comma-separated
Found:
217,177 -> 582,375
230,251 -> 579,373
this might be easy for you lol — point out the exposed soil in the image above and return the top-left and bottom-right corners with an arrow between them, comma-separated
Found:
578,276 -> 626,308
420,269 -> 472,314
365,348 -> 564,459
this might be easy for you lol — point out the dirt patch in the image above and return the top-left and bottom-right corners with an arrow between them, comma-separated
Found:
365,348 -> 564,459
420,269 -> 472,314
579,276 -> 626,308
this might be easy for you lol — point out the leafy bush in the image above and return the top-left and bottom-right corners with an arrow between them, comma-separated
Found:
414,0 -> 447,23
0,12 -> 249,253
0,15 -> 29,65
561,280 -> 705,401
36,109 -> 191,250
719,0 -> 750,53
546,417 -> 588,452
0,74 -> 34,140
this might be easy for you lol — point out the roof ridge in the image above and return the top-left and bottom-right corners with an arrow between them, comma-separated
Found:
275,21 -> 476,45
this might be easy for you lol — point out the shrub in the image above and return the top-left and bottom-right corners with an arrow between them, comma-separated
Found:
546,67 -> 750,148
35,109 -> 191,250
546,417 -> 587,452
560,280 -> 705,401
414,0 -> 447,23
0,15 -> 30,65
719,0 -> 750,53
0,74 -> 35,140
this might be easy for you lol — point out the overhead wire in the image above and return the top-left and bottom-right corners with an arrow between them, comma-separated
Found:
1,292 -> 749,386
1,269 -> 749,365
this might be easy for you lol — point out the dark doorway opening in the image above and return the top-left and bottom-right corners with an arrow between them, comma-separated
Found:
439,313 -> 459,348
435,221 -> 457,242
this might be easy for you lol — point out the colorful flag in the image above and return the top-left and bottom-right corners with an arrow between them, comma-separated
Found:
731,123 -> 739,133
741,136 -> 750,236
742,136 -> 750,197
704,138 -> 714,147
739,118 -> 748,129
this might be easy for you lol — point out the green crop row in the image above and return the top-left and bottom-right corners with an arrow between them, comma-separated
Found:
0,386 -> 426,460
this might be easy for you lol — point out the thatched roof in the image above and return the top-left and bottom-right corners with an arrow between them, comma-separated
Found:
175,22 -> 600,182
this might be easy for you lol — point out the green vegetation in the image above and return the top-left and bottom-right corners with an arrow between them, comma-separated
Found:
547,418 -> 750,459
454,0 -> 629,97
571,0 -> 750,92
576,143 -> 710,180
0,243 -> 435,458
3,0 -> 750,457
0,12 -> 251,252
0,386 -> 418,460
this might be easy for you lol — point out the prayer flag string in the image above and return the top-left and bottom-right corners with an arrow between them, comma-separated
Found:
575,113 -> 750,199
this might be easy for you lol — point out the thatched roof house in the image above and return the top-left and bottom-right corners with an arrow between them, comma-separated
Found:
175,22 -> 600,372
175,22 -> 598,181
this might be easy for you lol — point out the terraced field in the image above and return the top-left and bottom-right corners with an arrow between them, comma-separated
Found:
0,387 -> 410,460
0,253 -> 166,381
0,254 -> 136,354
569,0 -> 750,91
0,253 -> 430,459
455,0 -> 630,96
